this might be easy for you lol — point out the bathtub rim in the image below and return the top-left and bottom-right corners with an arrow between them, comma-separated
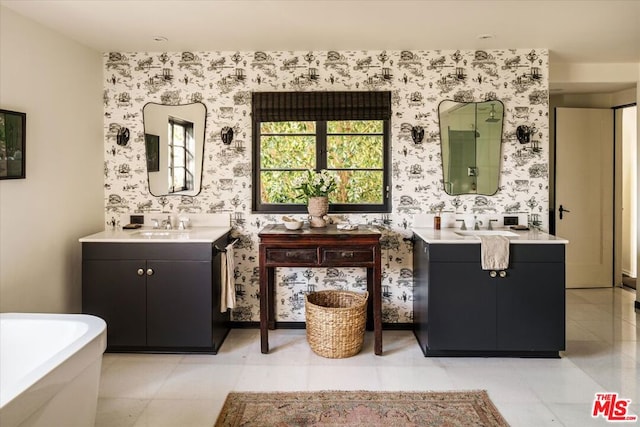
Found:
0,312 -> 107,410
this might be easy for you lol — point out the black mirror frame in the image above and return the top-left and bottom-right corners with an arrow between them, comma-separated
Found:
437,99 -> 504,196
142,102 -> 207,197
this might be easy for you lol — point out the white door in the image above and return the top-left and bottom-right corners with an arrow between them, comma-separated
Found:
556,108 -> 613,288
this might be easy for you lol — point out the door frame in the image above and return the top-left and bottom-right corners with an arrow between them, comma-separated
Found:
614,103 -> 638,289
552,103 -> 637,288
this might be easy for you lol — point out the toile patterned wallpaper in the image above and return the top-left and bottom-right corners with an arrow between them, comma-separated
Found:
103,49 -> 549,323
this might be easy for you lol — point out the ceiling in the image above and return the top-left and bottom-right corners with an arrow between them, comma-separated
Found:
2,0 -> 639,94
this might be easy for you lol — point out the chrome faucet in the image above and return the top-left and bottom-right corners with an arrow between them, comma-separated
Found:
488,219 -> 498,230
473,216 -> 483,231
456,219 -> 466,230
528,214 -> 542,231
162,216 -> 172,230
151,219 -> 160,229
178,216 -> 189,230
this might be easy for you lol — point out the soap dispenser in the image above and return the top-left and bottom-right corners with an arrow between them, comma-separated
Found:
433,209 -> 442,230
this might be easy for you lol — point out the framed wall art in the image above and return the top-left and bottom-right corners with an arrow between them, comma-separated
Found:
0,109 -> 26,179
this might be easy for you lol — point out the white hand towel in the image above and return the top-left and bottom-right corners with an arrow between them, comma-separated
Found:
220,241 -> 237,312
477,235 -> 510,270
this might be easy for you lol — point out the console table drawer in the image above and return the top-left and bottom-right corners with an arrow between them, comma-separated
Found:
265,248 -> 318,264
322,248 -> 374,264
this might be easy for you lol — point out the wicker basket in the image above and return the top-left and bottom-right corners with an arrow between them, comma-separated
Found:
304,290 -> 368,358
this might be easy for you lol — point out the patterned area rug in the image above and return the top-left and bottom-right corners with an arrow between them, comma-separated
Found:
215,390 -> 509,426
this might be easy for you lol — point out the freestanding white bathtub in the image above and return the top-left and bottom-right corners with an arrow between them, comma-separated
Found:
0,313 -> 107,427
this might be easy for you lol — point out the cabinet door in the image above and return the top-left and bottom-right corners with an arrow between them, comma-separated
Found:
146,260 -> 212,347
82,259 -> 146,347
496,262 -> 565,351
429,262 -> 497,350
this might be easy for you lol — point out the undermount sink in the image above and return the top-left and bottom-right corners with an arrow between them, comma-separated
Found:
454,230 -> 519,237
132,230 -> 191,239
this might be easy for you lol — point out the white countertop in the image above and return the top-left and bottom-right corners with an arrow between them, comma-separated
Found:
79,226 -> 231,243
412,227 -> 569,244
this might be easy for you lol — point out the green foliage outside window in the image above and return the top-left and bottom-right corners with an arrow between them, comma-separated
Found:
258,120 -> 385,206
260,170 -> 307,203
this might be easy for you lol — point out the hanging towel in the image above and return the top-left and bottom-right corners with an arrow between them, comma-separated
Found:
220,240 -> 237,312
477,235 -> 510,270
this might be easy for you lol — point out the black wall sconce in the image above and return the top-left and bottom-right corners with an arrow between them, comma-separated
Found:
516,125 -> 531,144
411,125 -> 425,144
116,127 -> 130,146
221,126 -> 234,145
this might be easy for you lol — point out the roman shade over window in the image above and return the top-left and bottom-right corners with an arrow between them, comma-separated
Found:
252,91 -> 392,122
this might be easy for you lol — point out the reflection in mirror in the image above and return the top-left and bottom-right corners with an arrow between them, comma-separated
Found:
438,100 -> 504,195
142,102 -> 206,196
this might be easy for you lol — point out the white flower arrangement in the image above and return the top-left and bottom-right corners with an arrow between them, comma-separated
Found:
293,169 -> 337,199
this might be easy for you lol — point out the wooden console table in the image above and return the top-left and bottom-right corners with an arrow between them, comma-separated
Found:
258,224 -> 383,355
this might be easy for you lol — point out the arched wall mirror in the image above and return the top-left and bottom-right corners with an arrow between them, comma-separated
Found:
142,102 -> 206,197
438,100 -> 504,196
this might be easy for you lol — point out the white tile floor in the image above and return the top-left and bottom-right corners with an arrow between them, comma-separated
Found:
96,288 -> 639,426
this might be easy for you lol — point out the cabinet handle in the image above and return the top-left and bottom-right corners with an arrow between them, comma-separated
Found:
285,251 -> 295,257
146,268 -> 154,276
341,251 -> 354,258
499,270 -> 507,278
489,271 -> 497,278
137,268 -> 145,276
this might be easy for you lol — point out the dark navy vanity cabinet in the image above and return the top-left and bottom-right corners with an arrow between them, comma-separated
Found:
413,237 -> 566,357
82,235 -> 230,353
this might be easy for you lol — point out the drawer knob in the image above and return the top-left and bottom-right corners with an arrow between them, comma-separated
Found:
146,268 -> 154,276
341,251 -> 354,258
489,271 -> 497,278
499,270 -> 507,278
137,268 -> 144,276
